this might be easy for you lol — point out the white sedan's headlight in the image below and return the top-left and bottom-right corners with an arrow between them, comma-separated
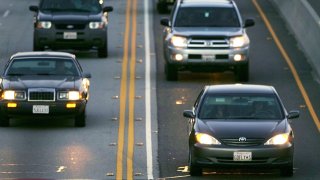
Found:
89,22 -> 105,29
3,90 -> 26,100
195,133 -> 221,145
36,21 -> 52,29
230,35 -> 249,48
170,36 -> 188,47
264,133 -> 290,145
58,91 -> 81,100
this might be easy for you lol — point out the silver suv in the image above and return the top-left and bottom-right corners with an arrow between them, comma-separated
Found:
160,0 -> 254,81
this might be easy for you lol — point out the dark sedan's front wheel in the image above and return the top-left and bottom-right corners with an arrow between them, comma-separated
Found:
0,112 -> 9,127
188,150 -> 202,176
75,110 -> 86,127
280,162 -> 293,177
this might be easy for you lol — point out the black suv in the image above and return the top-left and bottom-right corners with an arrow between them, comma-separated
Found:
160,0 -> 254,81
29,0 -> 113,58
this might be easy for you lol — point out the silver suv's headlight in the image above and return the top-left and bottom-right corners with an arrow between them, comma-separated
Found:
230,34 -> 249,48
3,90 -> 26,100
36,21 -> 52,29
170,36 -> 188,48
58,91 -> 81,100
89,22 -> 105,29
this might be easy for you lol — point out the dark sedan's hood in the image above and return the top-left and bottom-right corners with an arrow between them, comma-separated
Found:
197,119 -> 287,139
2,76 -> 81,90
173,27 -> 244,37
39,11 -> 102,22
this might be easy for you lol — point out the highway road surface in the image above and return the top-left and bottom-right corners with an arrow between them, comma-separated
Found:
0,0 -> 319,179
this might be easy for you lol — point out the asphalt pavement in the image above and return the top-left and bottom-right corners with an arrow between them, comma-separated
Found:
308,0 -> 320,15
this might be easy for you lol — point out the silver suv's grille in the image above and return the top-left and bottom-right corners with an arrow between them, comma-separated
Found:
188,39 -> 229,49
28,88 -> 55,102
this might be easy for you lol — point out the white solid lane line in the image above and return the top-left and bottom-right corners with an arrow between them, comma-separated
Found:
144,0 -> 154,179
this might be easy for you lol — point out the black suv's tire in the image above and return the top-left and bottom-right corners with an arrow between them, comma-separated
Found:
157,1 -> 169,14
189,151 -> 202,176
0,112 -> 10,127
235,63 -> 249,82
98,38 -> 108,58
280,163 -> 293,177
33,41 -> 44,51
165,63 -> 178,81
75,110 -> 86,127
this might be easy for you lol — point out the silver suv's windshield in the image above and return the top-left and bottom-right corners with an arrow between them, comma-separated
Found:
40,0 -> 102,13
174,7 -> 240,27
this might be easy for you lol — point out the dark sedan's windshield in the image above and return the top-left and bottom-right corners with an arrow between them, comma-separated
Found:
198,94 -> 284,120
174,7 -> 240,27
6,58 -> 80,76
40,0 -> 102,13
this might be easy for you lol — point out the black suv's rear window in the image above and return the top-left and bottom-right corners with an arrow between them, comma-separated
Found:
174,7 -> 240,27
40,0 -> 102,13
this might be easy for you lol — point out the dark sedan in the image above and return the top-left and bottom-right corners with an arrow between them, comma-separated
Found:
183,84 -> 299,176
0,52 -> 91,127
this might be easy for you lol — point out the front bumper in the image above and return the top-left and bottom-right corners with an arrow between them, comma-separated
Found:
34,27 -> 107,50
0,100 -> 86,119
191,143 -> 294,168
165,46 -> 249,71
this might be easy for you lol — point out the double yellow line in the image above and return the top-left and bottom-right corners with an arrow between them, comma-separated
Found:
116,0 -> 138,179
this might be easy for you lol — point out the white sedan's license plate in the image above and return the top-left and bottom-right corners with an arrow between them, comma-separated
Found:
33,105 -> 49,114
233,152 -> 252,161
63,32 -> 77,39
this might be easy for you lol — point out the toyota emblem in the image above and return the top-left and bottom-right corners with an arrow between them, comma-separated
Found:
238,137 -> 247,142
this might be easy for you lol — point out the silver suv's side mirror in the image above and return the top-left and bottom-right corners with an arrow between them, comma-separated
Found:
160,18 -> 170,27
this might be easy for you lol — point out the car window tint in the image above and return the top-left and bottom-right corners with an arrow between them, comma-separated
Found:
6,58 -> 79,76
199,94 -> 284,120
40,0 -> 101,13
175,7 -> 240,27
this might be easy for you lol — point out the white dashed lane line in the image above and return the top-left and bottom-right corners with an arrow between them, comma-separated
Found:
2,10 -> 10,18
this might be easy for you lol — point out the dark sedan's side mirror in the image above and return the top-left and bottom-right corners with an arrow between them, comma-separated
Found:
83,73 -> 92,79
160,18 -> 170,27
287,110 -> 300,119
103,6 -> 113,13
183,110 -> 195,118
244,18 -> 255,28
29,6 -> 39,12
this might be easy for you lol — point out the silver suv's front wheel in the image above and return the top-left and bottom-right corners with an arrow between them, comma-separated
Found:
165,63 -> 178,81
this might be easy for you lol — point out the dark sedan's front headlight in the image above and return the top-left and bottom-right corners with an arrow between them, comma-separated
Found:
195,133 -> 221,145
2,90 -> 26,100
58,91 -> 81,100
264,133 -> 290,145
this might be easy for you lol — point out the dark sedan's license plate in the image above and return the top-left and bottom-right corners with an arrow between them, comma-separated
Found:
33,105 -> 49,114
233,152 -> 252,161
